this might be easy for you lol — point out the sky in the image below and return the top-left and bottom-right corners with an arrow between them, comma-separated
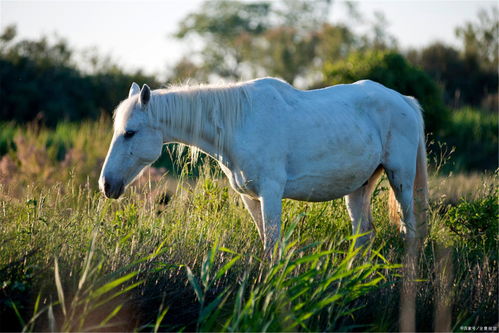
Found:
1,0 -> 496,79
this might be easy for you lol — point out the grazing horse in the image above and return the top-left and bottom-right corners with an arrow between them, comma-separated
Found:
99,78 -> 428,252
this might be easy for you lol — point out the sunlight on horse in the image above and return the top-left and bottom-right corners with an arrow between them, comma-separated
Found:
99,78 -> 428,254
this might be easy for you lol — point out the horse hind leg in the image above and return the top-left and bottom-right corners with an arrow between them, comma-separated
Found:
345,166 -> 383,247
384,156 -> 421,333
384,162 -> 417,239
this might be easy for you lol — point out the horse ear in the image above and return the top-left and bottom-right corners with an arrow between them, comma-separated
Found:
139,84 -> 151,107
129,82 -> 140,98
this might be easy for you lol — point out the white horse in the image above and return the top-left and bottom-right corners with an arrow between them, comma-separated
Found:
99,78 -> 428,252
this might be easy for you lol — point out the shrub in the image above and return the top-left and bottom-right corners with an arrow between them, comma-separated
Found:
445,190 -> 498,252
443,107 -> 498,171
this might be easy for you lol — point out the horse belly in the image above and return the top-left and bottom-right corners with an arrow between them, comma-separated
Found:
283,174 -> 363,201
283,147 -> 382,202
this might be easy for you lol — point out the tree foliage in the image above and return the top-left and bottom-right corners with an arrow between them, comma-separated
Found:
0,25 -> 158,126
407,7 -> 498,111
174,0 -> 372,85
407,41 -> 497,111
455,7 -> 498,72
175,0 -> 273,80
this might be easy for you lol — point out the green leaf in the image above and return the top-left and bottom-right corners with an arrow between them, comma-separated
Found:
316,293 -> 342,309
154,306 -> 169,333
293,250 -> 335,265
99,303 -> 123,327
9,299 -> 26,327
78,233 -> 97,290
214,255 -> 241,280
53,257 -> 66,316
186,266 -> 203,302
91,280 -> 143,310
90,271 -> 138,299
199,289 -> 228,324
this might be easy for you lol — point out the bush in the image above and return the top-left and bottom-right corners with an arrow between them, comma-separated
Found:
445,190 -> 498,252
323,50 -> 450,135
443,107 -> 498,171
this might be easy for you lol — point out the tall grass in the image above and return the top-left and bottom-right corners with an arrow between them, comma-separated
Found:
0,174 -> 397,331
0,119 -> 497,331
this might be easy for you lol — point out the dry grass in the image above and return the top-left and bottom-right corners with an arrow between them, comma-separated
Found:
430,172 -> 497,206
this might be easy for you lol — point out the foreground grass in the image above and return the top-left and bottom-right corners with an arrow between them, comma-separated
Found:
0,174 -> 385,331
0,120 -> 497,331
1,170 -> 497,331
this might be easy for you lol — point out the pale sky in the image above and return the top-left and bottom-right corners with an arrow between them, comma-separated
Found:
1,0 -> 496,80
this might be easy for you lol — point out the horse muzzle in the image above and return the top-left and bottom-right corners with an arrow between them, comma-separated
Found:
99,176 -> 125,199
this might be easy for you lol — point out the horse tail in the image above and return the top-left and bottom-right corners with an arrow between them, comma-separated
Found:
413,118 -> 429,238
389,96 -> 429,238
388,185 -> 400,227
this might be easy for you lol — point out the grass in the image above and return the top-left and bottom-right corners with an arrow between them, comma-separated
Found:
0,119 -> 497,331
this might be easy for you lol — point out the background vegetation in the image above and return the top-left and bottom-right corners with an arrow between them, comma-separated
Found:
1,2 -> 497,172
1,1 -> 497,172
0,0 -> 497,331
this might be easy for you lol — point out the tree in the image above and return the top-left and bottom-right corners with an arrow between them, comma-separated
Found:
323,50 -> 449,135
455,6 -> 498,72
0,25 -> 159,126
174,0 -> 365,85
406,42 -> 496,109
175,0 -> 272,80
454,6 -> 498,110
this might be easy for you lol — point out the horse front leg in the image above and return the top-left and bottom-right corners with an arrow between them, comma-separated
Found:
259,181 -> 284,257
240,195 -> 264,243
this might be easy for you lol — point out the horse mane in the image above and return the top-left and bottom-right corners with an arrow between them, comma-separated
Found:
120,81 -> 252,163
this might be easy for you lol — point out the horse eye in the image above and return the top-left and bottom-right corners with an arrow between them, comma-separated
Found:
124,130 -> 136,139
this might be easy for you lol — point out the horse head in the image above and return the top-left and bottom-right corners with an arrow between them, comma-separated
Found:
99,83 -> 163,198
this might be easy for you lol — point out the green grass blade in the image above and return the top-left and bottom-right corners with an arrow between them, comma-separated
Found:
90,280 -> 143,310
90,271 -> 138,299
78,233 -> 97,290
8,299 -> 26,328
199,289 -> 228,324
47,303 -> 56,332
214,255 -> 240,280
154,306 -> 169,333
185,266 -> 203,302
99,303 -> 123,327
53,257 -> 66,316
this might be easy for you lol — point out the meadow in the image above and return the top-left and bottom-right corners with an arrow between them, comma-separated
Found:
0,118 -> 497,332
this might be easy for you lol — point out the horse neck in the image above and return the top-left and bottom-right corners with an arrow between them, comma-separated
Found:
151,89 -> 244,165
163,122 -> 223,163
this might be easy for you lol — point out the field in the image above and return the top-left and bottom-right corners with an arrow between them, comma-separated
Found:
0,119 -> 497,332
